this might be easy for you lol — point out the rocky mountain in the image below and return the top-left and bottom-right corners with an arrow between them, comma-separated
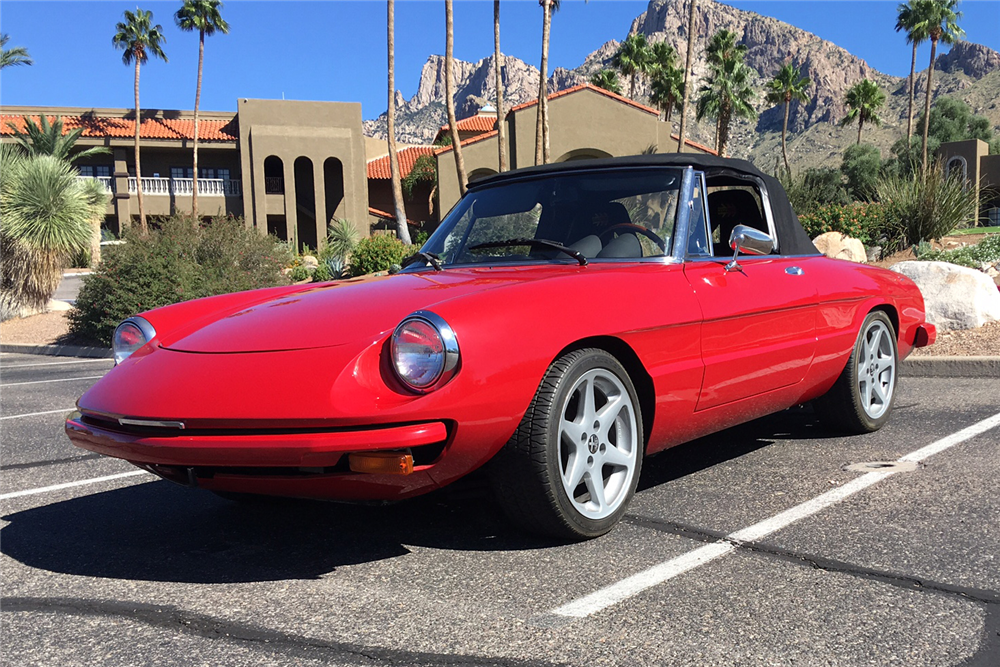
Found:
365,0 -> 1000,170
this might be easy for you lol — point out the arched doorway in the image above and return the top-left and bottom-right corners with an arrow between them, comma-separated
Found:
468,168 -> 498,183
324,158 -> 345,223
294,157 -> 317,252
263,156 -> 284,194
555,148 -> 614,163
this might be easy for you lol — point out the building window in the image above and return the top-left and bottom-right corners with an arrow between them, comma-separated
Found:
171,167 -> 194,180
79,165 -> 112,177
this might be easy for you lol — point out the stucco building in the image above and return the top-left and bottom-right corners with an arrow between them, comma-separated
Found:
939,139 -> 1000,225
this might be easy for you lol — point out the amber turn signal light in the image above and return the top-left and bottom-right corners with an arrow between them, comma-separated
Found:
348,451 -> 414,475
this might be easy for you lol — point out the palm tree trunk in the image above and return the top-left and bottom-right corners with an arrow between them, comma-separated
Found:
676,0 -> 697,153
718,103 -> 730,158
921,36 -> 938,175
192,28 -> 205,225
494,0 -> 508,172
134,57 -> 145,233
388,0 -> 411,244
857,116 -> 864,145
906,41 -> 917,141
445,0 -> 467,194
630,72 -> 636,100
781,99 -> 790,175
535,0 -> 552,165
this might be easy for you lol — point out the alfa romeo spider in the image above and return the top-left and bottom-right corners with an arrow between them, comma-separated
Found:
66,154 -> 936,539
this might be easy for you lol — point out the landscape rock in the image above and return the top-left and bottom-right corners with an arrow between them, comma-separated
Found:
866,245 -> 882,263
301,255 -> 319,268
891,260 -> 1000,330
45,299 -> 72,313
813,232 -> 867,263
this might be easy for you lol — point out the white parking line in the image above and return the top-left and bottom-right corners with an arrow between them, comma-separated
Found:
1,375 -> 105,388
1,359 -> 111,369
0,470 -> 150,501
551,411 -> 1000,619
0,407 -> 76,420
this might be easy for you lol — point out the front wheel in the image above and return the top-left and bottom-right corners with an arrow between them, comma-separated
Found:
489,349 -> 643,540
815,310 -> 898,434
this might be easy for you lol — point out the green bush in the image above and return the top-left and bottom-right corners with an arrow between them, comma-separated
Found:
780,167 -> 850,215
798,203 -> 886,245
917,234 -> 1000,269
874,161 -> 979,251
349,234 -> 410,277
69,216 -> 291,345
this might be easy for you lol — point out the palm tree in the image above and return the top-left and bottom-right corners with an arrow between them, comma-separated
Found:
705,28 -> 746,66
765,63 -> 810,176
6,115 -> 110,161
696,57 -> 757,157
895,1 -> 930,143
535,0 -> 559,165
386,0 -> 411,244
648,42 -> 684,122
916,0 -> 963,173
0,153 -> 103,319
494,0 -> 508,173
839,79 -> 886,145
589,69 -> 623,95
612,33 -> 651,100
175,0 -> 229,224
676,0 -> 697,153
112,9 -> 168,233
444,0 -> 468,194
0,34 -> 32,69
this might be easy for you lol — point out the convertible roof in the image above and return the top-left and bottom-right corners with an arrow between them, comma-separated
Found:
471,154 -> 819,256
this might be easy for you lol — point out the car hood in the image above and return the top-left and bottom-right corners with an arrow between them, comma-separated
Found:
158,267 -> 580,353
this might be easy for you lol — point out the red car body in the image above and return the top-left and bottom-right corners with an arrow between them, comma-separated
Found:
66,155 -> 935,512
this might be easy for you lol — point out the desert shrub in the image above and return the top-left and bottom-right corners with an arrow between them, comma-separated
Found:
917,234 -> 1000,269
781,167 -> 850,215
349,234 -> 410,277
319,218 -> 359,265
798,203 -> 886,245
840,143 -> 882,202
874,161 -> 979,251
69,216 -> 290,345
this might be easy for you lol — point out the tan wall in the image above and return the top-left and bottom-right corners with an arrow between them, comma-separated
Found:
938,139 -> 990,224
238,98 -> 369,249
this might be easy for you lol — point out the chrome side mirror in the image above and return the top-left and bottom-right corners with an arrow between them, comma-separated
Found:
726,224 -> 774,272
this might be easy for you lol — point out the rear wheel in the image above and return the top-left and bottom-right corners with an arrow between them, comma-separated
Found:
489,349 -> 643,540
815,310 -> 898,434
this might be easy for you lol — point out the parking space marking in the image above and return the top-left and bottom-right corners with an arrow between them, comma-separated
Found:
550,410 -> 1000,619
1,375 -> 105,388
0,470 -> 149,500
0,359 -> 111,369
0,408 -> 76,421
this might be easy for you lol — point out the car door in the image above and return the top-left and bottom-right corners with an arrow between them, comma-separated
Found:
683,181 -> 818,411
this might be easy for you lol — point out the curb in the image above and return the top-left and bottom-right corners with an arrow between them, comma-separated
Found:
901,356 -> 1000,378
1,343 -> 113,359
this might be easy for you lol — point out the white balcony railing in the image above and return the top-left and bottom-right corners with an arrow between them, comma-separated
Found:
76,176 -> 115,194
127,177 -> 241,197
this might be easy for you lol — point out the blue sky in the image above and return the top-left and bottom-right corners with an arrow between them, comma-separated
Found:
1,1 -> 998,121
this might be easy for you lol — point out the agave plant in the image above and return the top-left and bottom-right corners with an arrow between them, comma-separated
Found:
1,154 -> 105,319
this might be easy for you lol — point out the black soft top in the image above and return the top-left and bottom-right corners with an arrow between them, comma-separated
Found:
471,153 -> 819,257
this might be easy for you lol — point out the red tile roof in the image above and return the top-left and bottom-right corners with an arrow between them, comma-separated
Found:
434,129 -> 499,155
367,145 -> 436,180
508,83 -> 660,117
0,114 -> 239,142
438,114 -> 498,134
670,133 -> 718,155
368,206 -> 417,225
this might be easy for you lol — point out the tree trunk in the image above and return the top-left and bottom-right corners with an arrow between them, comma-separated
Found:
445,0 -> 467,194
494,0 -> 507,172
192,29 -> 204,225
921,36 -> 938,175
857,116 -> 864,145
718,102 -> 731,158
535,0 -> 552,165
906,41 -> 917,142
676,0 -> 697,153
134,57 -> 145,233
630,72 -> 636,100
388,0 -> 411,244
781,97 -> 790,175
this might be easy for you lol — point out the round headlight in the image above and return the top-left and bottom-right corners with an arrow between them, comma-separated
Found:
390,311 -> 459,392
113,317 -> 156,365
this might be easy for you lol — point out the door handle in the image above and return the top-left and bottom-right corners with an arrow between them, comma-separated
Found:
785,266 -> 804,276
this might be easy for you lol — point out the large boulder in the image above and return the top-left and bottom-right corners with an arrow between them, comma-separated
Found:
813,232 -> 867,263
891,261 -> 1000,330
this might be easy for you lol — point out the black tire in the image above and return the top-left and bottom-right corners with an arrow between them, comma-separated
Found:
815,310 -> 898,434
489,348 -> 644,540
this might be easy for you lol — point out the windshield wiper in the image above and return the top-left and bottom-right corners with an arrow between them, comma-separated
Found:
400,251 -> 443,271
468,238 -> 588,266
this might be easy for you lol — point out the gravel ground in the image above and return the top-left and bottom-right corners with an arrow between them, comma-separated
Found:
0,312 -> 73,346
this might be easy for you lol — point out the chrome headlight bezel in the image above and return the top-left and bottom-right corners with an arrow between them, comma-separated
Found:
113,316 -> 156,365
390,311 -> 460,393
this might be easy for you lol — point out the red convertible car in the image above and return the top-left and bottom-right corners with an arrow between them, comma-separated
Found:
67,154 -> 935,539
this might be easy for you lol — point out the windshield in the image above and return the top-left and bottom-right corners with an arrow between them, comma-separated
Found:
414,168 -> 683,268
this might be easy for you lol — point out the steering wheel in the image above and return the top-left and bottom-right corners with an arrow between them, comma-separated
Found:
598,223 -> 667,252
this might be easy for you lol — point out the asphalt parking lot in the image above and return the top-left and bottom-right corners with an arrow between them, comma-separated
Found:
1,351 -> 998,666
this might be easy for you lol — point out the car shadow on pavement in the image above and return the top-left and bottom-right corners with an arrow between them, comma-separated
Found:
2,407 -> 845,585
